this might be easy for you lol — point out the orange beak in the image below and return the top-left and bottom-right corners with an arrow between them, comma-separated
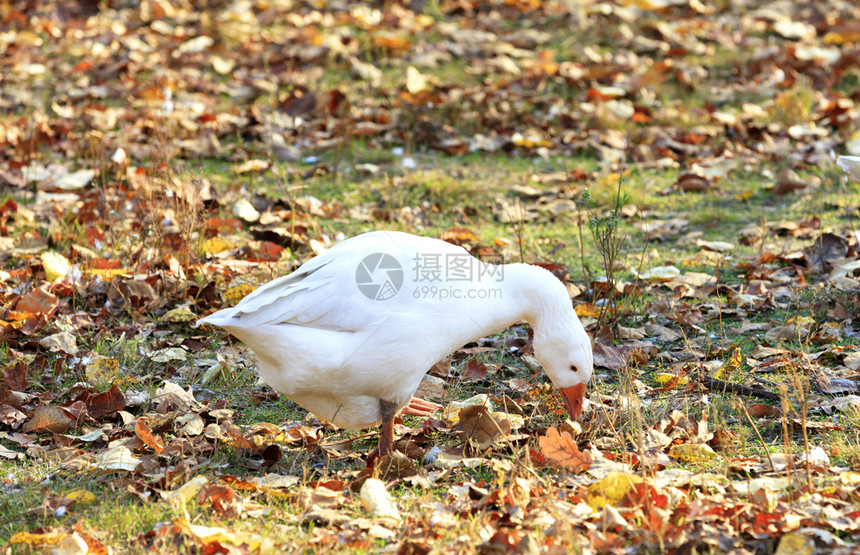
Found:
559,383 -> 587,420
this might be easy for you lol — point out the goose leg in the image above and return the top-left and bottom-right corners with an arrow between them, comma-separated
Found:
377,398 -> 397,458
366,399 -> 398,467
400,396 -> 443,417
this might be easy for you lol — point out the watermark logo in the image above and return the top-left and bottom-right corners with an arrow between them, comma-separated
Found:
356,253 -> 403,300
412,253 -> 504,282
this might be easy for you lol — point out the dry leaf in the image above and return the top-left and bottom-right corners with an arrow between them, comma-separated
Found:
95,445 -> 141,472
669,443 -> 718,463
23,406 -> 74,433
41,251 -> 70,281
538,426 -> 591,472
85,357 -> 120,386
135,416 -> 164,454
455,404 -> 511,449
38,332 -> 78,355
360,478 -> 400,520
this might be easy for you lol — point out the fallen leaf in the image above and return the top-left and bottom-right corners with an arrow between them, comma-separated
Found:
676,173 -> 710,192
165,476 -> 209,507
773,168 -> 809,195
39,332 -> 78,355
16,286 -> 59,316
668,443 -> 717,463
814,373 -> 858,394
455,404 -> 512,449
41,251 -> 70,281
85,386 -> 127,420
748,403 -> 782,418
360,478 -> 400,520
23,406 -> 73,433
587,472 -> 643,510
85,357 -> 120,386
95,445 -> 140,472
538,427 -> 591,472
636,266 -> 681,282
135,416 -> 164,454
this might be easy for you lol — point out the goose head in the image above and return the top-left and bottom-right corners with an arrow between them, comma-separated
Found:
532,313 -> 593,421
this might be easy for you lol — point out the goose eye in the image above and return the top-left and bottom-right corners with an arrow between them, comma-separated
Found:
570,365 -> 578,373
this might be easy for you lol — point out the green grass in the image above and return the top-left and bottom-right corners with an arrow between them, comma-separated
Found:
6,1 -> 860,552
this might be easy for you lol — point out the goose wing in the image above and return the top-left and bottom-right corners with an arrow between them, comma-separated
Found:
198,231 -> 469,332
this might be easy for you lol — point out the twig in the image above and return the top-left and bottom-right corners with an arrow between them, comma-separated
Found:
696,374 -> 781,400
735,398 -> 775,472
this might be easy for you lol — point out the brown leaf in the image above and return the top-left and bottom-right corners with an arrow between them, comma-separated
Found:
814,374 -> 859,395
748,403 -> 782,418
441,227 -> 479,245
221,421 -> 257,450
0,380 -> 39,411
3,361 -> 27,391
22,406 -> 73,433
773,168 -> 808,195
15,286 -> 59,317
592,343 -> 628,370
710,429 -> 738,451
85,386 -> 127,420
462,360 -> 488,380
455,404 -> 511,448
197,484 -> 239,517
377,450 -> 418,481
0,404 -> 27,428
538,426 -> 592,472
676,173 -> 710,192
135,416 -> 164,454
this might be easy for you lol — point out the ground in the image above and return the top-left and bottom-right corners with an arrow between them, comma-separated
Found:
2,0 -> 860,553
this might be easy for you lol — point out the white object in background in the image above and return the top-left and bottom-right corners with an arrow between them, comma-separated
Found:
836,155 -> 860,181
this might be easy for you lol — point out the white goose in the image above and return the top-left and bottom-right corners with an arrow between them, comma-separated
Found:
837,155 -> 860,181
197,231 -> 593,458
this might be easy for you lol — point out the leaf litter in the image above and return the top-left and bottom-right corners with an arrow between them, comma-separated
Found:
3,0 -> 860,552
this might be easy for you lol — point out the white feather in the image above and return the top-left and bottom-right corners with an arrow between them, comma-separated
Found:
197,230 -> 593,429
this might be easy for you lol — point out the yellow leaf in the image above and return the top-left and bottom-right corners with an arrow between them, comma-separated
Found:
654,373 -> 689,386
64,489 -> 97,503
669,443 -> 717,463
204,236 -> 234,255
713,347 -> 742,380
9,530 -> 68,546
161,306 -> 196,323
823,31 -> 860,45
574,303 -> 600,318
511,132 -> 552,148
223,283 -> 257,306
775,533 -> 815,555
594,171 -> 631,189
87,268 -> 128,280
586,472 -> 643,510
188,523 -> 262,550
86,357 -> 120,386
166,476 -> 209,507
42,251 -> 70,281
787,315 -> 814,326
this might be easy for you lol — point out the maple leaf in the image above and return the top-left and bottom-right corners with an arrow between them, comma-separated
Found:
538,426 -> 591,472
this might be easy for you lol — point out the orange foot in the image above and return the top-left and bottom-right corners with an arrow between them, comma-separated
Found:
400,396 -> 443,417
